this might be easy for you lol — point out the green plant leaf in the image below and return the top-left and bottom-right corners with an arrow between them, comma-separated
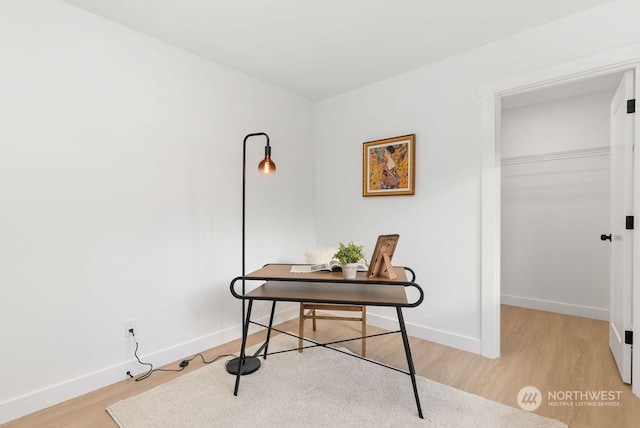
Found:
333,241 -> 365,264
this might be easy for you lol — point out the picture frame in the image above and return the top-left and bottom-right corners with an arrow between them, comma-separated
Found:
366,234 -> 400,279
363,134 -> 415,197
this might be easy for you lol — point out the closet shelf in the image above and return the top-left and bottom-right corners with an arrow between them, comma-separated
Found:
501,146 -> 609,166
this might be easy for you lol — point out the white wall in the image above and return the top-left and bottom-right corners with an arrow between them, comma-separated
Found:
0,0 -> 315,423
314,0 -> 640,352
501,91 -> 613,320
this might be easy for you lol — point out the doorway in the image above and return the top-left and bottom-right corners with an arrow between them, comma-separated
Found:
479,53 -> 640,397
499,74 -> 621,321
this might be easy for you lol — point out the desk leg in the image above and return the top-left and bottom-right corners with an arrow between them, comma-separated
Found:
263,301 -> 276,359
233,299 -> 254,396
397,307 -> 424,419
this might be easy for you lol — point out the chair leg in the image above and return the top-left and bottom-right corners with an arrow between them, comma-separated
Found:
298,303 -> 304,353
361,306 -> 367,357
312,308 -> 317,331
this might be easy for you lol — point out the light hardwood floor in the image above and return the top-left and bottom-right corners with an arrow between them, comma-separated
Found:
4,305 -> 639,427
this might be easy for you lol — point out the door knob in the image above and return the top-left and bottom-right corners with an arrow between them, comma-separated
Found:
601,234 -> 612,241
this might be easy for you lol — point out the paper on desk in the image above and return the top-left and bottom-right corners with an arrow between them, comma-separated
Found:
290,265 -> 314,273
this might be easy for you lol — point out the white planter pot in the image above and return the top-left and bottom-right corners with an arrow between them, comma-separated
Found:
342,263 -> 358,280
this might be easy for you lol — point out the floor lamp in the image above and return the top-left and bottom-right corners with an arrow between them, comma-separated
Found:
226,132 -> 276,376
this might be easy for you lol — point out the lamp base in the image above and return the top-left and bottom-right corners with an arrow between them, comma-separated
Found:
225,356 -> 261,375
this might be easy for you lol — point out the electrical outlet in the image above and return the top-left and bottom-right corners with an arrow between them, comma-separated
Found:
124,319 -> 136,337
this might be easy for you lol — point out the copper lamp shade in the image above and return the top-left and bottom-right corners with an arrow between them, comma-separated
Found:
258,145 -> 276,175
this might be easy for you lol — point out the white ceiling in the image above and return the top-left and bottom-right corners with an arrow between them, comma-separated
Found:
60,0 -> 619,101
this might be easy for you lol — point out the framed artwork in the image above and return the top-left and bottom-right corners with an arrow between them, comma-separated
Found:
362,134 -> 415,197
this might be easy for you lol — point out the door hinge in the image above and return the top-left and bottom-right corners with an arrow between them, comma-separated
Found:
628,99 -> 636,114
625,330 -> 633,345
626,216 -> 634,230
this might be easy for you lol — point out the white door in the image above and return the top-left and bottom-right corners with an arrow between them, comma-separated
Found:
609,70 -> 634,384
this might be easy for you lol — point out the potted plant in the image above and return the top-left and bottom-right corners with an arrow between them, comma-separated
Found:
334,241 -> 365,279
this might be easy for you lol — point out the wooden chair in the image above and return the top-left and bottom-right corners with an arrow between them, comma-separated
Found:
298,303 -> 366,356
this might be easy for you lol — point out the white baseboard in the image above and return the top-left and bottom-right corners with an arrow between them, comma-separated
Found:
362,312 -> 482,355
0,307 -> 298,425
501,294 -> 609,321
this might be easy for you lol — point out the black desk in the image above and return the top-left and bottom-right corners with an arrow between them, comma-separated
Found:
229,264 -> 425,418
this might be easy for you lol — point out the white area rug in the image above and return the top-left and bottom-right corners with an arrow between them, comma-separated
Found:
107,335 -> 566,427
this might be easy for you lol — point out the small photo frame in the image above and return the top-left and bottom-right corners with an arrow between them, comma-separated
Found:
363,134 -> 415,197
367,234 -> 400,279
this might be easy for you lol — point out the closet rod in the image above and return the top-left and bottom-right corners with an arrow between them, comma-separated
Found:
501,146 -> 609,166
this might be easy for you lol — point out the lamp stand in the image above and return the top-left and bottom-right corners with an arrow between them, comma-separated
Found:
226,132 -> 274,376
225,355 -> 261,375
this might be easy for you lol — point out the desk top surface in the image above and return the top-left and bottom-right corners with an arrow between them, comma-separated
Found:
245,264 -> 409,283
241,264 -> 413,306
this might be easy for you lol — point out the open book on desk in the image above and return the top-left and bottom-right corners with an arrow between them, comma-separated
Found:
290,260 -> 369,273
